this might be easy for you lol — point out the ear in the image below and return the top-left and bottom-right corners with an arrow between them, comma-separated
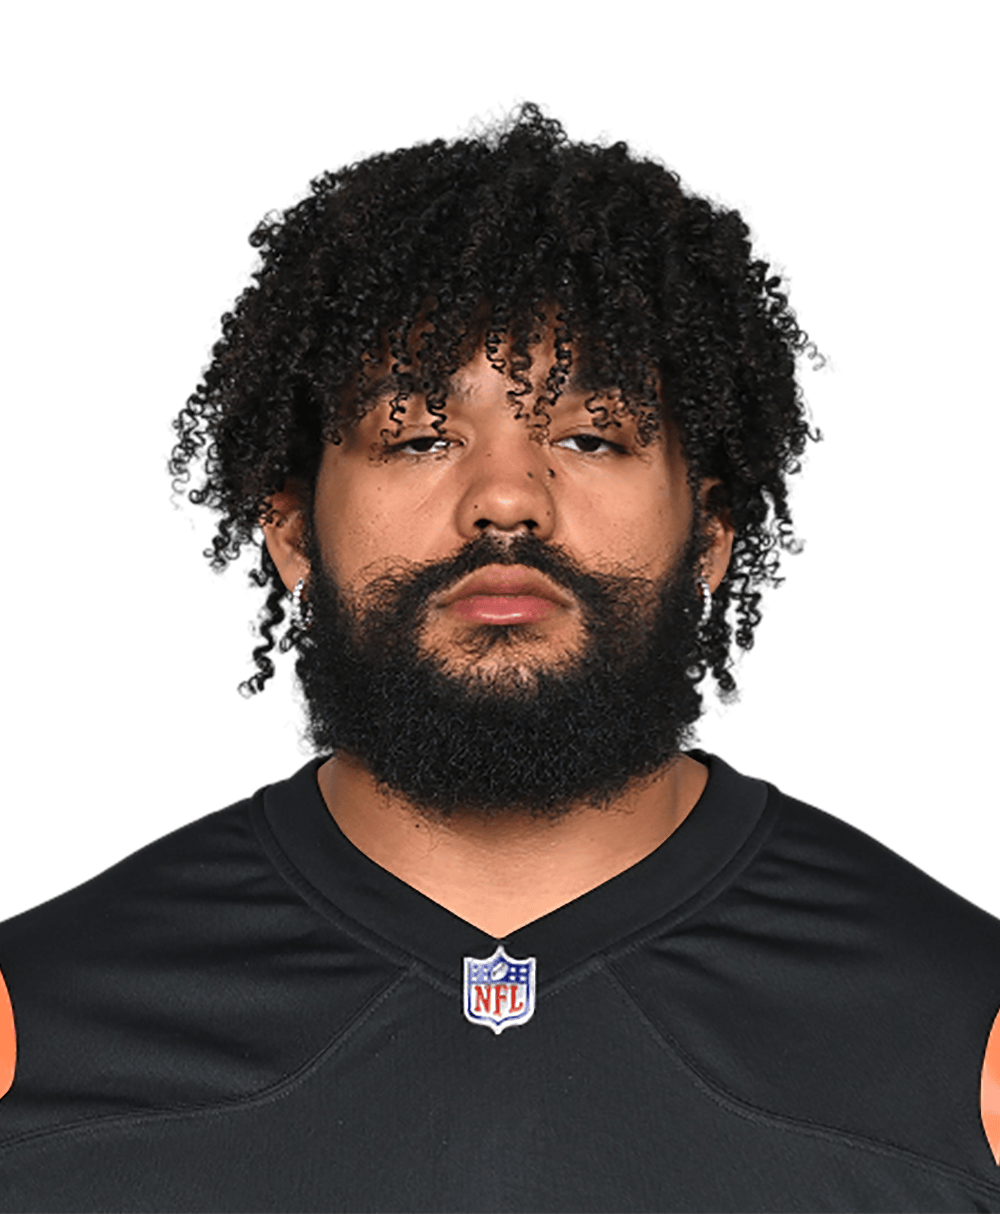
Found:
261,489 -> 310,593
697,478 -> 735,593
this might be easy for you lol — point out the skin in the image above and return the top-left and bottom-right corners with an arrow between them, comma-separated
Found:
264,340 -> 734,937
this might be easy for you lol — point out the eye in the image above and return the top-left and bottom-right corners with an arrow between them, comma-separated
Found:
383,434 -> 454,456
553,433 -> 627,456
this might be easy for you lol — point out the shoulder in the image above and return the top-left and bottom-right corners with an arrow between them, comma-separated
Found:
0,791 -> 267,972
620,764 -> 1000,1192
754,784 -> 1000,997
0,769 -> 394,1147
761,787 -> 1000,1174
682,754 -> 1000,1014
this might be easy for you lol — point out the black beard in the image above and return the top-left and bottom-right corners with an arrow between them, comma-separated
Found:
296,530 -> 706,820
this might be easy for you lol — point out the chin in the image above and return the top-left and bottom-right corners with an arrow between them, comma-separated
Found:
423,620 -> 587,678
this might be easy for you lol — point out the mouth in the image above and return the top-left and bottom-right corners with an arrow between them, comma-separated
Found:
436,565 -> 574,626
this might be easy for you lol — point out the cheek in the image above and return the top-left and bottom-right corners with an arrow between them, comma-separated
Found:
314,470 -> 389,584
562,475 -> 687,576
313,458 -> 373,582
639,462 -> 694,568
314,463 -> 451,586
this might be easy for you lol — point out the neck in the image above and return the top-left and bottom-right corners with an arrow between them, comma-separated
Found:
316,752 -> 708,937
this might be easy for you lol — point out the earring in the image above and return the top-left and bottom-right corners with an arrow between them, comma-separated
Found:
288,580 -> 313,631
697,577 -> 712,628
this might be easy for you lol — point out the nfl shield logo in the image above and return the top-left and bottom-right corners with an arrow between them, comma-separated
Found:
463,945 -> 536,1034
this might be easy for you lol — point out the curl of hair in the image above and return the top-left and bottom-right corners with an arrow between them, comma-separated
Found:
170,103 -> 819,695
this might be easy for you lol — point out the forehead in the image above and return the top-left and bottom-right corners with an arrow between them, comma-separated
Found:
355,364 -> 613,413
345,337 -> 664,429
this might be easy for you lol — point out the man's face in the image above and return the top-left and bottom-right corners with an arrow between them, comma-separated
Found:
271,340 -> 733,820
313,344 -> 699,685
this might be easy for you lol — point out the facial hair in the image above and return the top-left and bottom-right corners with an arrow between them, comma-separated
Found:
296,529 -> 707,820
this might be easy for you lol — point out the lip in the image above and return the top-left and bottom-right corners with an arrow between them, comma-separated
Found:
438,565 -> 574,610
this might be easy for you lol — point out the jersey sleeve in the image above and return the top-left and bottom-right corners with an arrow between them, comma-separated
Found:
983,1005 -> 1000,1165
0,965 -> 14,1101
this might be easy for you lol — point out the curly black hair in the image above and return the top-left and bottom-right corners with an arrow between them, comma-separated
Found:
170,103 -> 817,698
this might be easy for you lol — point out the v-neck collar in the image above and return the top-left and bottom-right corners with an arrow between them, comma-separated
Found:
255,752 -> 775,983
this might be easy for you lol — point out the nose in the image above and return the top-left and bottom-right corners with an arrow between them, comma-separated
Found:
455,430 -> 556,541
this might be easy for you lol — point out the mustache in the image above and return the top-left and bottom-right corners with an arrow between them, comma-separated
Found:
350,532 -> 656,625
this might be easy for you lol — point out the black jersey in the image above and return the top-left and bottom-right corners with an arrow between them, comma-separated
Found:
1,753 -> 998,1213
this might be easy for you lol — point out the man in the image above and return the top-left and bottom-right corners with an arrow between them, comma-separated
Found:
1,104 -> 998,1213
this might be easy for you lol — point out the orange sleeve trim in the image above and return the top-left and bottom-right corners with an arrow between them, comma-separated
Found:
983,1005 -> 1000,1165
0,964 -> 15,1100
